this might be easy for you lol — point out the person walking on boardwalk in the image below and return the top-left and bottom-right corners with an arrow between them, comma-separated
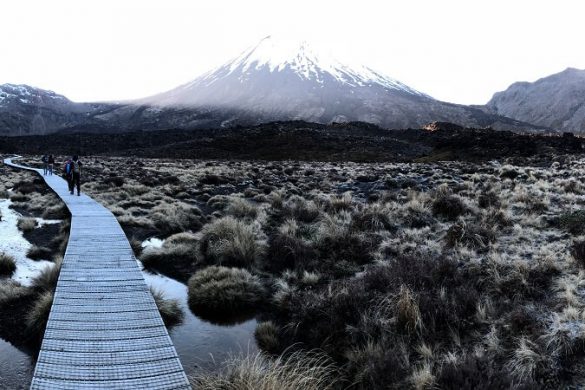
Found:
41,155 -> 48,175
64,157 -> 74,193
48,155 -> 55,176
70,155 -> 83,196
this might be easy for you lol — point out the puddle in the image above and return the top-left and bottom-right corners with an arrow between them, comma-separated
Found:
0,199 -> 53,286
142,268 -> 258,374
0,339 -> 33,390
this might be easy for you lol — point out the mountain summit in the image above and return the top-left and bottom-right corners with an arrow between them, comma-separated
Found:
487,67 -> 585,132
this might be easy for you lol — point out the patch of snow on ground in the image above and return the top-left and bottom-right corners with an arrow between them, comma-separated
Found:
141,237 -> 164,249
0,200 -> 53,286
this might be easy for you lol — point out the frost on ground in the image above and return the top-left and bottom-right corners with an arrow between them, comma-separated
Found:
13,154 -> 585,388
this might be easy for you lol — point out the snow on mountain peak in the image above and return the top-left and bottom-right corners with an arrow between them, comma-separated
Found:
0,84 -> 68,106
199,35 -> 428,97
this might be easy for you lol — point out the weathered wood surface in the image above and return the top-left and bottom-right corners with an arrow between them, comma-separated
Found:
4,157 -> 190,390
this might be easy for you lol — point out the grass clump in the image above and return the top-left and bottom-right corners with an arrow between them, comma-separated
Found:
151,288 -> 184,327
570,240 -> 585,268
26,291 -> 54,340
0,253 -> 17,277
255,321 -> 280,353
140,233 -> 198,277
188,266 -> 266,317
226,198 -> 259,220
17,217 -> 37,232
199,216 -> 267,268
445,221 -> 496,250
0,280 -> 31,305
151,203 -> 203,235
432,193 -> 467,220
31,260 -> 62,293
267,219 -> 316,272
191,351 -> 339,390
559,211 -> 585,235
26,245 -> 52,261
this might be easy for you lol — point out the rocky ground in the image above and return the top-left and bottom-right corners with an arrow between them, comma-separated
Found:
1,121 -> 583,163
13,152 -> 585,388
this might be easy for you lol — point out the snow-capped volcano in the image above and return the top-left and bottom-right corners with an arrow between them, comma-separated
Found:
145,35 -> 441,126
143,35 -> 538,130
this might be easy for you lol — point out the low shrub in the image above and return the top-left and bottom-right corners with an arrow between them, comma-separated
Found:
199,217 -> 267,268
0,253 -> 17,277
187,266 -> 266,317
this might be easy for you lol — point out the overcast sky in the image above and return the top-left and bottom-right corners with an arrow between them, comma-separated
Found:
1,0 -> 583,104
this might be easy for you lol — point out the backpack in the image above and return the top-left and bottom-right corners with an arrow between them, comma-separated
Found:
72,161 -> 80,174
64,161 -> 72,174
42,155 -> 48,163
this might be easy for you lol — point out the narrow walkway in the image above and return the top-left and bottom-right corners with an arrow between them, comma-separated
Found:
4,157 -> 190,390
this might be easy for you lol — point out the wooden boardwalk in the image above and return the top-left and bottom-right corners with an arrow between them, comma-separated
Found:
4,157 -> 190,390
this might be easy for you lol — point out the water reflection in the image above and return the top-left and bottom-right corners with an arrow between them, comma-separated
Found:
142,267 -> 258,374
0,339 -> 33,390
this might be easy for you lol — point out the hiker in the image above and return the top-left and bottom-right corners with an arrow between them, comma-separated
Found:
70,155 -> 83,196
48,155 -> 55,176
41,155 -> 48,175
64,157 -> 74,193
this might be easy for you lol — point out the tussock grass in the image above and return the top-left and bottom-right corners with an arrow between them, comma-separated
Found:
187,266 -> 266,316
199,217 -> 266,268
31,259 -> 62,293
255,321 -> 280,353
432,192 -> 467,220
61,156 -> 585,387
140,233 -> 198,272
267,219 -> 316,272
226,198 -> 259,220
445,221 -> 496,250
17,217 -> 37,232
190,351 -> 340,390
0,280 -> 31,304
151,203 -> 203,235
0,252 -> 17,277
559,211 -> 585,235
396,285 -> 422,334
26,245 -> 52,261
151,288 -> 184,327
570,240 -> 585,268
26,291 -> 54,339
